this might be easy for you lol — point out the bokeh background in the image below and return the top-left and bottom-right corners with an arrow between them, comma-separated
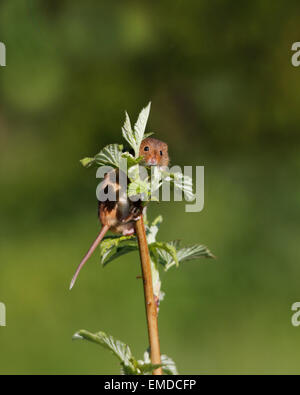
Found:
1,0 -> 300,374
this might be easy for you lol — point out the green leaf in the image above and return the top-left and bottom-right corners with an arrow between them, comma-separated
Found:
133,102 -> 151,155
99,235 -> 138,266
137,362 -> 163,375
143,132 -> 154,139
73,330 -> 166,375
146,215 -> 163,244
121,152 -> 143,169
122,102 -> 151,158
127,163 -> 151,199
122,112 -> 136,155
161,354 -> 179,375
152,215 -> 163,227
158,241 -> 215,271
80,157 -> 96,168
127,164 -> 142,182
149,241 -> 179,268
94,144 -> 123,168
128,178 -> 150,198
177,244 -> 215,262
73,329 -> 136,374
155,240 -> 181,268
142,350 -> 178,375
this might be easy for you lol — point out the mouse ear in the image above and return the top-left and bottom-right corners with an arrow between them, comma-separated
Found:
161,141 -> 168,151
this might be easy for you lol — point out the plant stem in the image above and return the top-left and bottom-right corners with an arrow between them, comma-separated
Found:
135,215 -> 162,375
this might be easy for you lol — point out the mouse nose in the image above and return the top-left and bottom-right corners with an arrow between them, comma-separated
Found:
147,158 -> 157,166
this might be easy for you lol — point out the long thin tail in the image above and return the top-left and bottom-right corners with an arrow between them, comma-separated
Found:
69,225 -> 110,290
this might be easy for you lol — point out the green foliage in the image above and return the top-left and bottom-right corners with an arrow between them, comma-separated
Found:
97,215 -> 215,313
73,329 -> 177,375
99,235 -> 138,266
122,102 -> 151,158
127,178 -> 150,198
146,215 -> 163,243
73,329 -> 136,374
157,241 -> 215,271
149,241 -> 179,268
99,215 -> 214,272
160,354 -> 179,375
93,144 -> 124,168
121,152 -> 143,168
97,211 -> 214,271
81,144 -> 124,169
142,351 -> 179,375
79,104 -> 197,204
0,1 -> 298,375
80,157 -> 96,168
75,104 -> 214,375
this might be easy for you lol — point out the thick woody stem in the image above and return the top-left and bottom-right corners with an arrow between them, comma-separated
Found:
135,215 -> 162,375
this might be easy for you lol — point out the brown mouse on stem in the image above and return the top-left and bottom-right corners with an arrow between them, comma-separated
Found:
69,137 -> 169,289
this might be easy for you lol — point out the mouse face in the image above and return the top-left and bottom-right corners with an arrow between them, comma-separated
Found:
139,137 -> 169,167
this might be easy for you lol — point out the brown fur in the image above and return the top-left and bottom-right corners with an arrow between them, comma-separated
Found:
139,137 -> 169,167
69,138 -> 169,289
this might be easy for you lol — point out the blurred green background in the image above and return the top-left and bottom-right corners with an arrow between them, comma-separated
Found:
1,0 -> 300,374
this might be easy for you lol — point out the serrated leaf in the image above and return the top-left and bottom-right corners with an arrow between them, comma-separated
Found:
123,111 -> 133,137
159,242 -> 215,271
161,354 -> 179,375
142,350 -> 178,375
128,179 -> 150,198
99,235 -> 138,266
74,330 -> 166,375
73,329 -> 136,373
122,103 -> 151,158
122,112 -> 136,154
156,240 -> 181,267
149,241 -> 179,268
133,102 -> 151,155
177,244 -> 215,261
94,144 -> 123,168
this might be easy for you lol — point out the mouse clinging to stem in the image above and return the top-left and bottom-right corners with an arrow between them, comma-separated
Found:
69,137 -> 169,290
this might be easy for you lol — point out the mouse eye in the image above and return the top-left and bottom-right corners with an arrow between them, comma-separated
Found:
160,150 -> 163,156
144,146 -> 149,152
